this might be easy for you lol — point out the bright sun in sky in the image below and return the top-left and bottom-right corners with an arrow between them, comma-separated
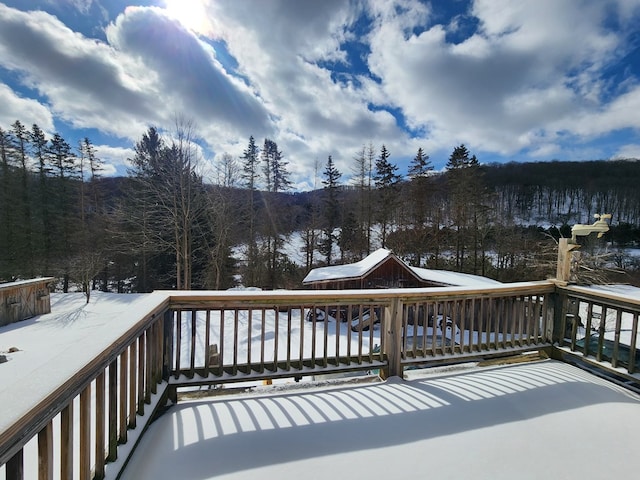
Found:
163,0 -> 211,36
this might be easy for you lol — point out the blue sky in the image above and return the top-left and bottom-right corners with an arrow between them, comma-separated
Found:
1,0 -> 640,189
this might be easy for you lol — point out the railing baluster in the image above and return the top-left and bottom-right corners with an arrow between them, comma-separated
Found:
310,306 -> 317,367
596,305 -> 608,362
232,310 -> 239,375
79,384 -> 91,480
119,349 -> 128,444
174,310 -> 182,379
630,312 -> 639,374
273,307 -> 280,372
459,299 -> 467,353
323,305 -> 329,368
137,334 -> 145,414
108,361 -> 118,462
259,308 -> 266,373
60,403 -> 73,479
612,309 -> 623,368
95,372 -> 106,479
286,308 -> 292,370
346,305 -> 353,362
484,297 -> 491,350
190,310 -> 197,377
356,304 -> 363,364
37,420 -> 53,480
298,307 -> 305,370
335,305 -> 341,366
247,309 -> 252,369
219,308 -> 225,375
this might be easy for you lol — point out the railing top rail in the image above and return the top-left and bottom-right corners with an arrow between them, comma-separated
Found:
0,291 -> 170,466
161,281 -> 556,308
557,284 -> 640,310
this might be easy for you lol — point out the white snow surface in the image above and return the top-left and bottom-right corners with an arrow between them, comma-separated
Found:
0,291 -> 155,434
410,266 -> 502,286
121,360 -> 640,480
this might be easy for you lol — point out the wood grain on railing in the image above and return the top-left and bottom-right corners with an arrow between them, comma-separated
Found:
556,285 -> 640,380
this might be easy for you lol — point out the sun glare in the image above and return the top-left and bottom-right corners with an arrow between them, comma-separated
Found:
163,0 -> 211,36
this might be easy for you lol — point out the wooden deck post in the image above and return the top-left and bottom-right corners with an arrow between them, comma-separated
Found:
556,238 -> 580,283
382,297 -> 403,379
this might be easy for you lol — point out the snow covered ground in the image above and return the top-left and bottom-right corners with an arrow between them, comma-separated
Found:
120,360 -> 640,480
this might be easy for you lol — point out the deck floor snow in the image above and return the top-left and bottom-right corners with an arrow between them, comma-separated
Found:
121,360 -> 640,480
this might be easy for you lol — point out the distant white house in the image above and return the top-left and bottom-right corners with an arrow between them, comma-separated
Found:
302,248 -> 500,289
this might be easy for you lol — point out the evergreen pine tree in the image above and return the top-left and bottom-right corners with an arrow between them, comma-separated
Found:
321,155 -> 341,265
373,145 -> 401,247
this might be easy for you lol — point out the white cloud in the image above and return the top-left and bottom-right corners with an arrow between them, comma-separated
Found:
1,0 -> 640,187
366,0 -> 638,159
612,144 -> 640,159
0,83 -> 54,132
94,144 -> 134,170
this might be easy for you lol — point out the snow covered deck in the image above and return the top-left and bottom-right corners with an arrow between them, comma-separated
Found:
121,360 -> 640,480
1,284 -> 640,479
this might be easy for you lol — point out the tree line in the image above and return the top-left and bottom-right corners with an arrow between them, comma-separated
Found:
2,118 -> 640,295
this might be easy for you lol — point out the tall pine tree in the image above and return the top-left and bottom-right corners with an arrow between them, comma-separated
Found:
321,155 -> 341,265
373,145 -> 401,247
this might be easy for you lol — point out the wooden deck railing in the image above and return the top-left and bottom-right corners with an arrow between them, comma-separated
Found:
0,293 -> 169,480
554,284 -> 640,383
2,280 -> 639,480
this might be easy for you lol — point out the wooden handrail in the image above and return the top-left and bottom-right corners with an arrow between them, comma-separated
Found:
0,292 -> 170,468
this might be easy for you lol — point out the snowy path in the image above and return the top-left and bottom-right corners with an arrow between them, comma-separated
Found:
120,360 -> 640,480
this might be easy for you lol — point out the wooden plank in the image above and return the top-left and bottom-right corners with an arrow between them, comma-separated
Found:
204,310 -> 211,370
174,310 -> 182,379
232,310 -> 239,375
190,310 -> 197,377
6,448 -> 24,480
260,308 -> 266,373
108,360 -> 118,461
119,350 -> 128,443
60,403 -> 73,480
612,309 -> 623,368
219,309 -> 225,374
95,372 -> 106,479
323,305 -> 329,368
79,385 -> 91,480
37,420 -> 53,480
128,342 -> 137,429
137,334 -> 145,414
145,327 -> 152,402
274,307 -> 281,371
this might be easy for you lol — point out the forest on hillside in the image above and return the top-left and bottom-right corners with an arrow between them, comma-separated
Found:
2,119 -> 640,294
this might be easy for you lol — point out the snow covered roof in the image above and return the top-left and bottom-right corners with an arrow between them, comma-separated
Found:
410,267 -> 502,287
302,248 -> 397,284
302,248 -> 501,287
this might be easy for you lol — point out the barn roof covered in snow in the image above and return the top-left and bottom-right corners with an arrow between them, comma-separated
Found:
302,249 -> 500,288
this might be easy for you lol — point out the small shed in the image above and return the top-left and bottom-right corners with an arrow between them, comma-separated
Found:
302,249 -> 500,290
0,277 -> 54,326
